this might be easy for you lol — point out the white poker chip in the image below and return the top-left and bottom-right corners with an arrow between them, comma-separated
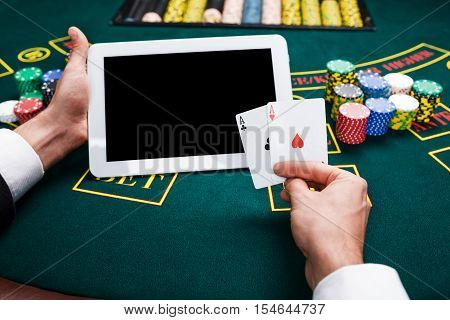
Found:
388,94 -> 419,112
0,100 -> 19,123
384,73 -> 414,89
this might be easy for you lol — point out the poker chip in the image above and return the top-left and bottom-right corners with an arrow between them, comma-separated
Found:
41,69 -> 63,83
410,79 -> 442,123
358,73 -> 391,100
19,89 -> 43,101
222,0 -> 245,24
383,73 -> 413,95
281,0 -> 301,25
388,94 -> 419,130
365,98 -> 396,136
302,0 -> 321,26
336,102 -> 370,144
163,0 -> 187,22
261,0 -> 281,24
41,79 -> 57,107
13,98 -> 44,124
324,59 -> 356,104
355,69 -> 378,82
14,67 -> 42,95
331,83 -> 363,121
339,0 -> 363,27
142,0 -> 169,22
183,0 -> 207,22
203,0 -> 225,23
0,100 -> 19,123
321,0 -> 342,27
242,0 -> 262,23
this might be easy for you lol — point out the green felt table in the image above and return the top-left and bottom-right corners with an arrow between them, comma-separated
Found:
0,0 -> 449,299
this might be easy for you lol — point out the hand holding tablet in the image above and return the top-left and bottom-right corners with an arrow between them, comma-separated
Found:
88,35 -> 291,177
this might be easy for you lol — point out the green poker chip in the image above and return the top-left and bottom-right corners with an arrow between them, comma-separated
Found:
14,67 -> 42,95
412,79 -> 443,97
327,59 -> 355,74
20,90 -> 43,101
14,67 -> 42,82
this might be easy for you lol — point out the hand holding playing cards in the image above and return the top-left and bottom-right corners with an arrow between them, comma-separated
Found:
274,161 -> 370,290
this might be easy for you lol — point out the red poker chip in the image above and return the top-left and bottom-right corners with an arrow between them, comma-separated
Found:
336,103 -> 369,145
14,98 -> 44,124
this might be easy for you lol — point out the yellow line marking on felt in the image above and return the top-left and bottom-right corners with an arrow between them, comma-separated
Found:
17,47 -> 51,63
428,147 -> 450,173
327,123 -> 341,154
72,169 -> 178,206
0,58 -> 14,78
399,51 -> 450,74
48,36 -> 71,55
407,103 -> 450,141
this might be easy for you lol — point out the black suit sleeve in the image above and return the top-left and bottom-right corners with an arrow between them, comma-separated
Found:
0,173 -> 15,232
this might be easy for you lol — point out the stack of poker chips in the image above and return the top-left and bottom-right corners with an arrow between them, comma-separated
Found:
331,84 -> 363,121
321,0 -> 342,27
0,100 -> 19,123
325,59 -> 356,104
365,98 -> 396,136
302,0 -> 321,26
183,0 -> 208,22
339,0 -> 363,27
13,98 -> 44,124
388,94 -> 419,130
358,73 -> 391,100
163,0 -> 187,22
222,0 -> 245,24
40,69 -> 62,107
383,73 -> 413,95
41,79 -> 58,107
410,79 -> 443,123
203,0 -> 225,22
14,67 -> 42,95
336,102 -> 370,144
242,0 -> 262,24
281,0 -> 301,25
261,0 -> 281,24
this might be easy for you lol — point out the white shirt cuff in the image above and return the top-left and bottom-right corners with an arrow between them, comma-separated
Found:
313,264 -> 409,300
0,129 -> 44,201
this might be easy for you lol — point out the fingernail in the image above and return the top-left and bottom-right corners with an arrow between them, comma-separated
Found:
68,27 -> 78,40
273,163 -> 281,174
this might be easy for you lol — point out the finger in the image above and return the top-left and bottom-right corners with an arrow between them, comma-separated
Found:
274,161 -> 346,186
67,27 -> 89,70
284,178 -> 310,206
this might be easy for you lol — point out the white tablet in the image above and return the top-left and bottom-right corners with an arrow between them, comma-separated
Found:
88,35 -> 292,177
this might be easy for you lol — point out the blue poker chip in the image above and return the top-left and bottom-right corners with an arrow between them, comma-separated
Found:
359,74 -> 391,99
41,69 -> 63,82
365,98 -> 396,136
365,98 -> 396,113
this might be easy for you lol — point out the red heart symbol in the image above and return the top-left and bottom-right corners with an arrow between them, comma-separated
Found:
291,133 -> 304,149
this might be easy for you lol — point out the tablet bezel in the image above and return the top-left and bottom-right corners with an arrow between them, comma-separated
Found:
88,35 -> 292,177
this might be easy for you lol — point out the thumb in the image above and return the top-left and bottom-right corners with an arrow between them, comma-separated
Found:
67,26 -> 89,70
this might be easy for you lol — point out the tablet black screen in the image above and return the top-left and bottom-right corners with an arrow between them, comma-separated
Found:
104,49 -> 276,161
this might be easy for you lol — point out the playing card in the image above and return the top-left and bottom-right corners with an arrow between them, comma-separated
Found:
267,99 -> 328,168
236,106 -> 286,189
